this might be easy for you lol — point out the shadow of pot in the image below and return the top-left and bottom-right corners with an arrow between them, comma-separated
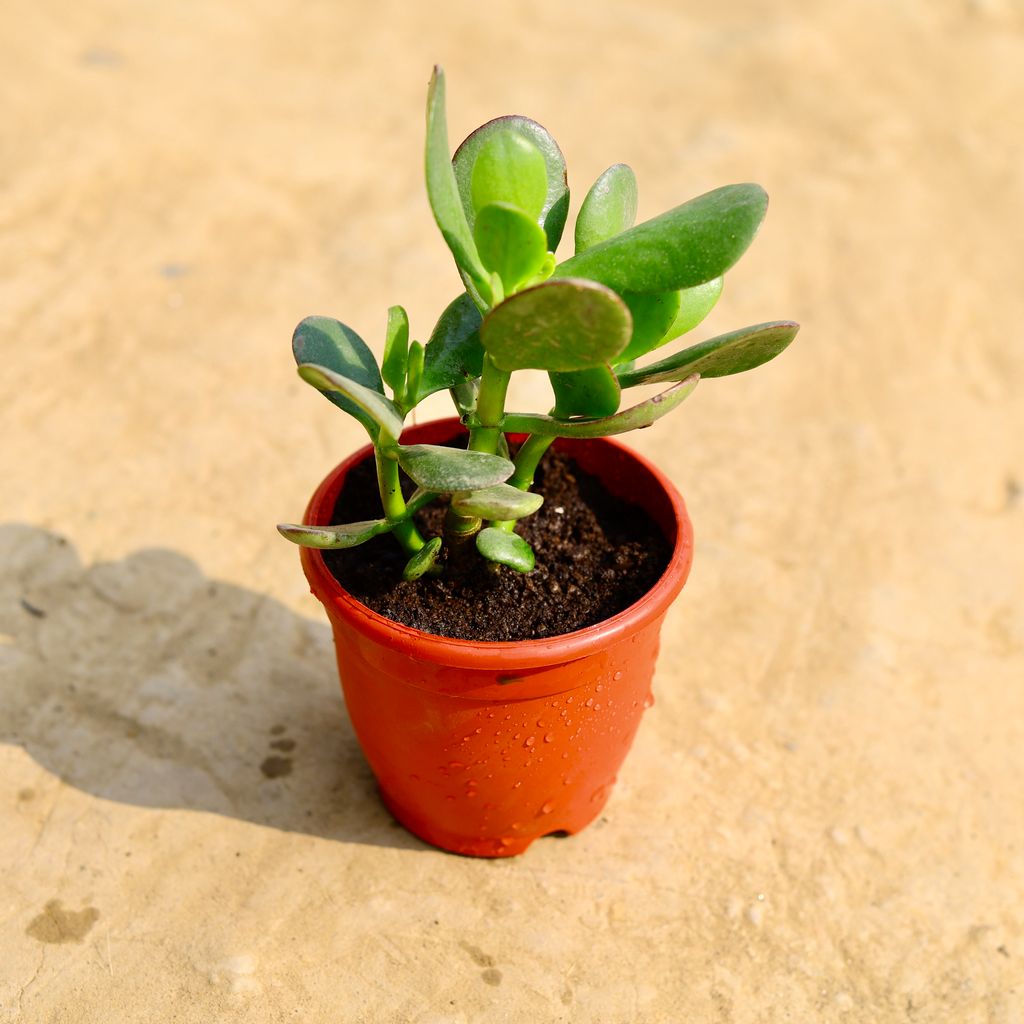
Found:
300,418 -> 693,857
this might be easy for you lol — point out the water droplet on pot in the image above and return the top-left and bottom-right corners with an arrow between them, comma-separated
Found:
585,698 -> 594,708
596,683 -> 604,692
594,703 -> 602,711
544,733 -> 555,743
566,696 -> 574,704
613,670 -> 623,681
539,800 -> 554,815
448,760 -> 465,771
513,781 -> 522,788
524,736 -> 536,748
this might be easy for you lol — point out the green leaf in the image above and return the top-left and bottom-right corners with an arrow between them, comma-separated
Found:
418,293 -> 484,401
618,291 -> 682,363
617,321 -> 800,386
397,444 -> 514,491
402,537 -> 442,581
476,527 -> 535,573
425,67 -> 490,300
406,341 -> 425,404
503,374 -> 699,438
554,183 -> 768,293
575,163 -> 638,253
297,364 -> 405,439
451,484 -> 544,520
453,115 -> 570,250
292,316 -> 384,436
470,130 -> 548,219
549,364 -> 621,417
382,305 -> 409,398
473,202 -> 549,294
666,277 -> 723,342
277,519 -> 390,549
480,278 -> 632,372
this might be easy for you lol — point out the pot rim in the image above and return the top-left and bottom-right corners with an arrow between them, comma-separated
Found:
300,417 -> 693,670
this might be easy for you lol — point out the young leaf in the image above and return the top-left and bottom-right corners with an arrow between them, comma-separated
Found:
451,483 -> 544,520
617,291 -> 683,363
575,163 -> 638,253
503,374 -> 699,438
397,444 -> 514,491
277,519 -> 390,549
418,292 -> 484,401
549,364 -> 621,417
473,202 -> 549,294
617,322 -> 799,386
382,305 -> 410,398
402,537 -> 442,581
297,364 -> 405,439
453,115 -> 570,250
554,183 -> 768,293
476,527 -> 535,573
470,130 -> 548,219
480,278 -> 632,372
665,277 -> 723,342
292,316 -> 385,436
425,67 -> 490,300
406,341 -> 425,404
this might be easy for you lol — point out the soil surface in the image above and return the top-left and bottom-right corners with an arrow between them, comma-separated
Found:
324,449 -> 672,641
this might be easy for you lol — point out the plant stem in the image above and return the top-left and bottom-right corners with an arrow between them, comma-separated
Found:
442,355 -> 511,554
491,433 -> 554,532
375,446 -> 424,556
468,355 -> 511,455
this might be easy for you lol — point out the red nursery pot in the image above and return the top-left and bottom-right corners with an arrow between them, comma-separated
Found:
300,417 -> 694,857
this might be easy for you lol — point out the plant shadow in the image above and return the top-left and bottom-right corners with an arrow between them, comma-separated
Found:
0,523 -> 427,852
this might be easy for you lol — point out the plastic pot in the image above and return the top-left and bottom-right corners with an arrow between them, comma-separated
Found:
300,418 -> 693,857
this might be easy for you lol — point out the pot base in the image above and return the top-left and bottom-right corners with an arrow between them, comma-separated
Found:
380,788 -> 602,859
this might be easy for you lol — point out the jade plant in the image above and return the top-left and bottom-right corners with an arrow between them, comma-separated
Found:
278,67 -> 799,578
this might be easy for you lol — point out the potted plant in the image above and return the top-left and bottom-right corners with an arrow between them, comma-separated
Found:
278,67 -> 799,857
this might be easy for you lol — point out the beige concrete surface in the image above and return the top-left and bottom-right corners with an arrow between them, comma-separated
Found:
2,0 -> 1023,1020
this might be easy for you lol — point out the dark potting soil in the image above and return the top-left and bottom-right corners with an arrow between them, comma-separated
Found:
324,448 -> 672,642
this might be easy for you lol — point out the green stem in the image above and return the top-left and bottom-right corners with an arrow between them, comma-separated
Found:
468,354 -> 511,455
492,433 -> 554,532
375,446 -> 424,556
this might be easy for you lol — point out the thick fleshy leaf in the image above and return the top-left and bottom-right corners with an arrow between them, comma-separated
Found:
453,115 -> 570,250
425,67 -> 490,299
617,322 -> 800,386
474,203 -> 549,294
503,374 -> 699,438
554,183 -> 768,293
297,364 -> 405,439
618,291 -> 682,363
476,527 -> 535,573
575,164 -> 638,253
549,364 -> 621,417
451,484 -> 544,520
397,444 -> 514,491
470,130 -> 548,219
406,341 -> 425,402
292,316 -> 383,435
418,293 -> 484,401
277,519 -> 389,549
382,305 -> 409,397
666,277 -> 723,342
402,537 -> 442,581
480,278 -> 632,372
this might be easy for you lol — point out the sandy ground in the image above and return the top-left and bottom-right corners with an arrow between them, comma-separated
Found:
2,0 -> 1023,1020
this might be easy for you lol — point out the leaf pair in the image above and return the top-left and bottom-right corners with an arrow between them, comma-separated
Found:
427,68 -> 570,306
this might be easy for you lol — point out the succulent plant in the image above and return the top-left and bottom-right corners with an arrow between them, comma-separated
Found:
278,67 -> 799,579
